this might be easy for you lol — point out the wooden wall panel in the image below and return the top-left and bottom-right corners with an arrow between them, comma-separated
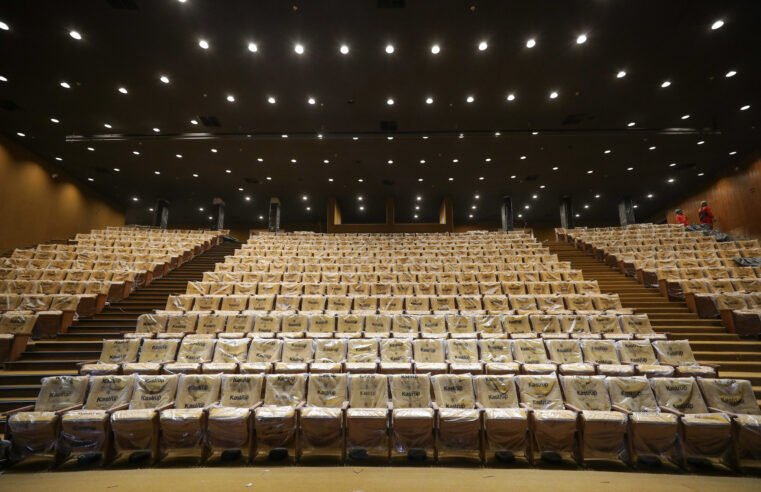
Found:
0,138 -> 125,253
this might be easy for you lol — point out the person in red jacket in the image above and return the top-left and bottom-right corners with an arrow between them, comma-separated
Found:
675,209 -> 689,226
698,201 -> 715,228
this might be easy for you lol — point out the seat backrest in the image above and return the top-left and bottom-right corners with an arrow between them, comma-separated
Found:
560,375 -> 611,411
0,312 -> 38,335
348,374 -> 388,408
347,338 -> 379,362
479,339 -> 513,362
650,377 -> 709,414
420,314 -> 446,335
306,373 -> 348,408
474,314 -> 504,334
34,375 -> 89,412
446,339 -> 479,363
98,339 -> 141,364
390,374 -> 432,408
588,314 -> 622,335
697,378 -> 761,415
281,338 -> 314,363
580,339 -> 621,364
314,339 -> 348,363
546,339 -> 584,364
176,338 -> 215,363
512,339 -> 550,364
652,340 -> 698,366
619,314 -> 654,335
263,374 -> 307,407
380,338 -> 412,362
213,338 -> 251,363
431,374 -> 476,409
253,314 -> 281,334
174,374 -> 222,409
137,338 -> 180,363
606,376 -> 659,413
515,375 -> 564,410
219,374 -> 264,408
247,338 -> 283,363
83,375 -> 135,410
129,374 -> 179,410
503,315 -> 532,334
474,375 -> 520,409
617,340 -> 658,365
413,339 -> 446,363
364,314 -> 392,335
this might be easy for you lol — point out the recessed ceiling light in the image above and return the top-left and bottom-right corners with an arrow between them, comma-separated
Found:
616,70 -> 627,78
357,178 -> 363,183
387,136 -> 394,140
458,133 -> 464,139
660,80 -> 671,88
725,70 -> 737,78
669,162 -> 677,167
419,159 -> 426,164
317,133 -> 323,139
431,44 -> 440,54
148,207 -> 154,212
291,158 -> 297,163
549,91 -> 558,99
474,194 -> 480,199
583,204 -> 589,209
385,44 -> 395,54
524,205 -> 530,210
469,214 -> 474,219
418,178 -> 423,182
471,205 -> 477,210
225,169 -> 231,174
604,149 -> 611,154
294,43 -> 304,55
267,96 -> 276,104
266,176 -> 272,180
697,172 -> 705,177
132,150 -> 140,155
413,214 -> 418,219
387,159 -> 393,164
87,146 -> 94,151
539,185 -> 546,189
386,98 -> 395,106
740,104 -> 750,111
479,176 -> 485,181
627,167 -> 634,171
697,140 -> 705,145
323,159 -> 330,163
495,131 -> 501,136
238,187 -> 244,191
357,195 -> 364,201
176,154 -> 182,158
552,166 -> 559,171
526,38 -> 536,48
485,157 -> 492,162
448,177 -> 454,181
576,34 -> 588,44
506,93 -> 516,102
520,155 -> 527,160
575,213 -> 580,217
118,87 -> 128,94
226,94 -> 235,102
359,205 -> 365,211
103,123 -> 112,129
729,151 -> 737,155
466,95 -> 475,103
281,134 -> 288,138
339,44 -> 349,55
152,127 -> 160,133
193,173 -> 199,178
681,114 -> 690,120
258,215 -> 264,220
301,195 -> 308,201
595,194 -> 601,198
307,97 -> 316,105
667,178 -> 675,183
627,122 -> 636,127
198,39 -> 209,49
69,30 -> 82,40
55,157 -> 62,161
0,75 -> 7,82
425,97 -> 434,104
422,136 -> 429,140
247,42 -> 258,53
189,119 -> 198,125
50,118 -> 59,124
198,207 -> 204,212
132,197 -> 139,202
711,19 -> 724,30
531,131 -> 539,135
256,158 -> 263,162
352,136 -> 359,140
477,40 -> 488,51
87,177 -> 94,182
587,170 -> 594,174
0,21 -> 9,31
159,75 -> 170,84
60,81 -> 71,89
647,194 -> 654,198
328,178 -> 334,182
416,196 -> 422,201
154,170 -> 160,175
532,194 -> 538,199
510,175 -> 516,179
649,146 -> 656,150
452,158 -> 459,163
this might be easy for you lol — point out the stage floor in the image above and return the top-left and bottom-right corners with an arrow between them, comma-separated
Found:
1,466 -> 760,492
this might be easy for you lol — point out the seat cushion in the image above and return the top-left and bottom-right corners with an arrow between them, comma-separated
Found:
347,408 -> 388,418
581,410 -> 627,423
484,408 -> 528,420
62,409 -> 109,423
439,408 -> 479,421
256,406 -> 296,419
9,411 -> 57,425
79,363 -> 120,375
208,406 -> 251,421
111,409 -> 157,422
160,408 -> 204,421
393,408 -> 434,419
630,412 -> 678,425
532,409 -> 577,421
681,413 -> 731,427
300,407 -> 342,419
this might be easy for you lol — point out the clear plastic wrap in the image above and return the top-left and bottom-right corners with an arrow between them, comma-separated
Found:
652,340 -> 716,377
530,314 -> 562,335
474,314 -> 505,337
430,374 -> 480,461
413,339 -> 447,374
211,338 -> 250,363
159,374 -> 221,455
419,314 -> 446,338
364,314 -> 391,336
389,374 -> 434,459
391,314 -> 419,337
254,374 -> 306,459
300,374 -> 348,458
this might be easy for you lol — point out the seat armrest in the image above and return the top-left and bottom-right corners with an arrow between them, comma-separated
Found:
611,405 -> 631,415
203,400 -> 221,411
709,406 -> 738,418
386,402 -> 394,411
564,403 -> 581,412
156,403 -> 175,413
107,403 -> 130,414
7,404 -> 35,415
430,402 -> 439,412
76,359 -> 99,367
659,406 -> 684,417
56,404 -> 83,416
341,401 -> 350,411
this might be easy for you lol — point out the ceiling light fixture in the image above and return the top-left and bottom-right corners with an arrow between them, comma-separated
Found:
425,97 -> 433,104
627,121 -> 636,127
478,40 -> 488,51
431,44 -> 440,54
176,154 -> 182,158
616,70 -> 627,78
160,75 -> 170,84
549,91 -> 558,99
104,123 -> 112,129
0,75 -> 7,82
466,95 -> 475,103
740,104 -> 750,111
526,38 -> 536,48
267,96 -> 276,104
506,93 -> 516,102
50,118 -> 59,124
576,34 -> 588,44
198,39 -> 209,49
649,146 -> 656,150
226,94 -> 235,102
681,114 -> 690,120
339,44 -> 349,55
60,81 -> 71,89
69,30 -> 82,40
152,127 -> 160,133
307,97 -> 316,105
711,19 -> 724,30
661,80 -> 671,88
118,87 -> 128,94
0,21 -> 9,31
448,177 -> 454,181
294,43 -> 304,55
193,173 -> 199,178
247,42 -> 258,53
154,171 -> 160,175
725,70 -> 737,78
87,146 -> 94,151
87,178 -> 94,182
667,178 -> 675,183
697,140 -> 705,145
385,44 -> 395,54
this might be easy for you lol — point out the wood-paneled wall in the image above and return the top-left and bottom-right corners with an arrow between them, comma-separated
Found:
659,157 -> 761,239
0,138 -> 125,253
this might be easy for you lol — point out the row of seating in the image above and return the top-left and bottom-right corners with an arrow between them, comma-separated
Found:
7,373 -> 758,469
214,262 -> 578,273
79,337 -> 712,378
131,312 -> 660,339
201,271 -> 586,283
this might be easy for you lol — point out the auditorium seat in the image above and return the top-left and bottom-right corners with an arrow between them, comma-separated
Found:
474,374 -> 529,463
389,374 -> 435,462
298,373 -> 348,461
253,374 -> 306,461
345,374 -> 390,462
206,374 -> 264,462
431,374 -> 481,462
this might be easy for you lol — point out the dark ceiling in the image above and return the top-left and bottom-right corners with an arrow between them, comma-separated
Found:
1,0 -> 759,228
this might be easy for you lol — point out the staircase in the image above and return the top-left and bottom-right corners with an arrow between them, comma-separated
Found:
549,241 -> 761,406
0,241 -> 239,417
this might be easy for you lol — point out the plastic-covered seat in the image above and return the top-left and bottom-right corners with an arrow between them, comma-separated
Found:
503,315 -> 535,339
580,339 -> 635,376
163,338 -> 215,374
345,338 -> 379,373
446,314 -> 476,339
274,339 -> 314,373
336,314 -> 364,338
474,314 -> 505,338
79,338 -> 141,375
254,374 -> 306,461
241,338 -> 282,374
203,338 -> 250,374
606,376 -> 679,466
651,377 -> 733,469
431,374 -> 481,462
617,340 -> 674,377
364,314 -> 392,337
389,374 -> 435,462
345,374 -> 390,462
392,314 -> 419,338
474,375 -> 529,463
310,339 -> 347,373
122,338 -> 181,375
110,374 -> 179,464
697,377 -> 761,470
299,373 -> 348,461
515,374 -> 577,463
419,314 -> 447,339
545,339 -> 595,375
479,339 -> 520,375
413,339 -> 448,374
159,374 -> 221,460
7,376 -> 89,462
206,374 -> 264,462
447,339 -> 483,374
59,375 -> 135,464
560,375 -> 628,463
512,339 -> 556,375
652,340 -> 717,378
380,338 -> 413,374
